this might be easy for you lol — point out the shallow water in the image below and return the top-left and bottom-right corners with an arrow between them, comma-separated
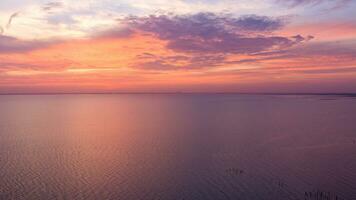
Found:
0,94 -> 356,200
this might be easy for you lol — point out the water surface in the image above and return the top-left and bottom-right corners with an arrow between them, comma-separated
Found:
0,94 -> 356,199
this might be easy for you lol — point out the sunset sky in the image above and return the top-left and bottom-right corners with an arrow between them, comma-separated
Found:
0,0 -> 356,93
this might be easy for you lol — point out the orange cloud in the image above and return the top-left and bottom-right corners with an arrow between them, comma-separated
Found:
281,21 -> 356,41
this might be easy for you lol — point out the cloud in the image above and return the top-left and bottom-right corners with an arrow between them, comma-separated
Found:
94,27 -> 133,38
134,53 -> 225,70
231,40 -> 356,64
132,39 -> 355,74
298,67 -> 356,74
0,35 -> 55,53
291,41 -> 356,57
110,12 -> 312,70
46,13 -> 77,25
121,13 -> 307,55
6,12 -> 20,29
277,0 -> 351,8
42,2 -> 64,12
234,15 -> 285,32
0,26 -> 3,35
41,2 -> 78,26
124,13 -> 285,39
0,61 -> 40,71
165,35 -> 306,54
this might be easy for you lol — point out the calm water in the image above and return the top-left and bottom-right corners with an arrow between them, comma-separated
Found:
0,94 -> 356,200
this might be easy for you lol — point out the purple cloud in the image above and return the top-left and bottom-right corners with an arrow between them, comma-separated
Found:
122,13 -> 306,55
234,15 -> 285,32
134,39 -> 356,72
114,13 -> 312,70
0,35 -> 54,53
124,13 -> 285,39
165,35 -> 304,54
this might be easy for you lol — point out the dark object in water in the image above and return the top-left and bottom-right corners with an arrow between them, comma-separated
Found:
304,190 -> 342,200
226,168 -> 244,175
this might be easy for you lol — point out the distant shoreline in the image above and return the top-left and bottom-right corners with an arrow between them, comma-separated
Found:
0,92 -> 355,97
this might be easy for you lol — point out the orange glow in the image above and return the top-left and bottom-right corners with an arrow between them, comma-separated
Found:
1,16 -> 356,93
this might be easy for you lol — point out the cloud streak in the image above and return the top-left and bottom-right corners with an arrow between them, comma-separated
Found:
0,35 -> 55,53
42,2 -> 64,12
278,0 -> 351,8
134,53 -> 226,70
6,12 -> 20,29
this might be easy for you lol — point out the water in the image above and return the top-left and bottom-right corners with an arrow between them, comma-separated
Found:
0,94 -> 355,200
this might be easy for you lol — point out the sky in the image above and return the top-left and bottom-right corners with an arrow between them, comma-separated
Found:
0,0 -> 356,93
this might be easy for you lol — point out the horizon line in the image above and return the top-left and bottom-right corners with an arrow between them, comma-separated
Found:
0,92 -> 356,96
